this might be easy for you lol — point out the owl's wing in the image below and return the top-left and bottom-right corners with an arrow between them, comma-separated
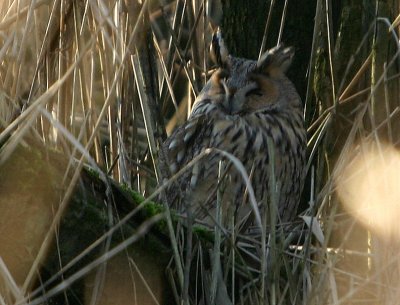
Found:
163,115 -> 207,175
161,112 -> 217,210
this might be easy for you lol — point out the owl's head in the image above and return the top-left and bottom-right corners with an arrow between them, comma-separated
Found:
192,29 -> 300,115
210,28 -> 294,85
206,28 -> 300,111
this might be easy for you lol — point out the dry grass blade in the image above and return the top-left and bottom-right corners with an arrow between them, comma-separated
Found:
0,257 -> 23,302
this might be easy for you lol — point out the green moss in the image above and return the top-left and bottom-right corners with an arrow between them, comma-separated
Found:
86,166 -> 101,179
81,169 -> 219,253
193,226 -> 214,244
120,183 -> 170,232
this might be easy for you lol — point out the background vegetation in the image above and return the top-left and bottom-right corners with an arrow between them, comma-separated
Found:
1,0 -> 400,304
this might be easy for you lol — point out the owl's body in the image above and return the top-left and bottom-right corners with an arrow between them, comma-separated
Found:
162,37 -> 306,229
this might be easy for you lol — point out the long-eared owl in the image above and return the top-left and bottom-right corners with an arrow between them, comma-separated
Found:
161,29 -> 306,230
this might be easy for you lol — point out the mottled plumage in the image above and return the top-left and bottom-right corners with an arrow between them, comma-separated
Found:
161,33 -> 306,229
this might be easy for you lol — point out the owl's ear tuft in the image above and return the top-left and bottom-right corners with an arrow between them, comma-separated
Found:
257,45 -> 294,76
210,27 -> 230,67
